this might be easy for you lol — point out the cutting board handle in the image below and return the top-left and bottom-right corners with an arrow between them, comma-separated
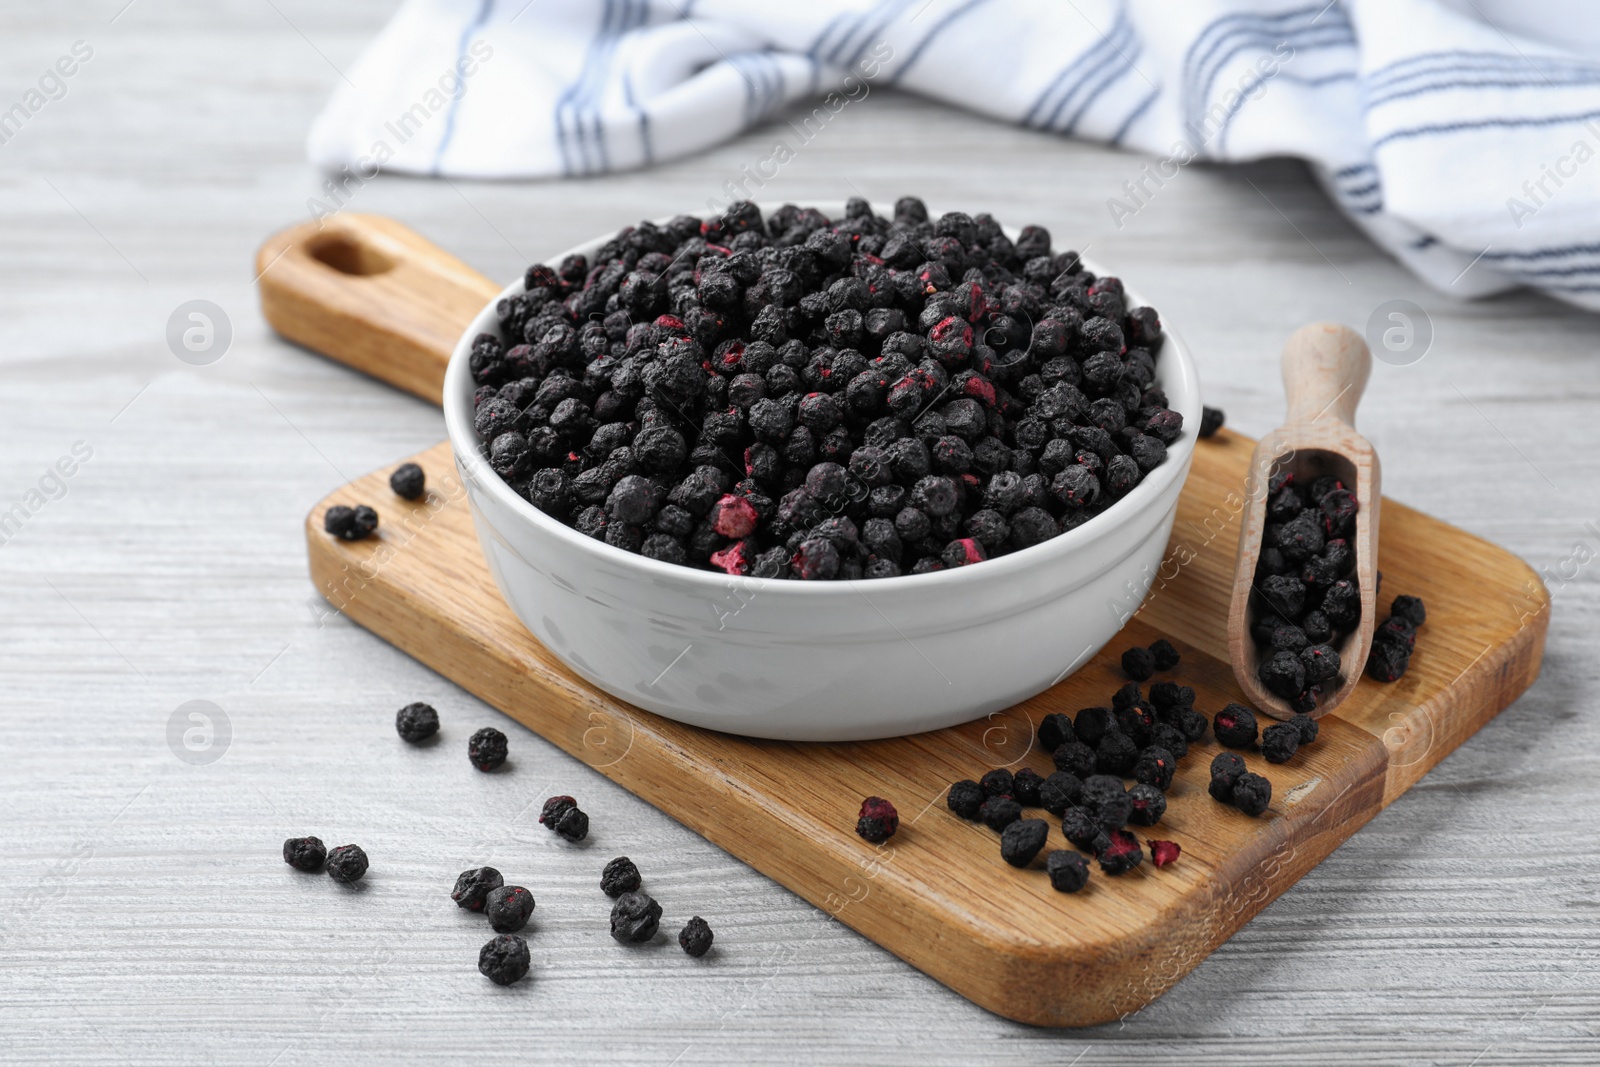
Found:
1281,322 -> 1371,429
255,215 -> 503,405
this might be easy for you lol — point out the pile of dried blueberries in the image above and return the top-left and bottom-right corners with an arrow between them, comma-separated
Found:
1248,471 -> 1362,709
469,196 -> 1182,580
945,639 -> 1199,886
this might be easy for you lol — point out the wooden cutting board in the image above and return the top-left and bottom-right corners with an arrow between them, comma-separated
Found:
268,215 -> 1550,1027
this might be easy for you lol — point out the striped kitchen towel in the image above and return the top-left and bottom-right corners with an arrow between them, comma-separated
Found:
307,0 -> 1600,310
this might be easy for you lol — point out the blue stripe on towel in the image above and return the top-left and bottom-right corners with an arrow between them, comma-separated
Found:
1368,49 -> 1600,90
1371,107 -> 1600,151
1184,4 -> 1350,113
1110,83 -> 1160,144
554,0 -> 616,177
1025,7 -> 1132,128
1368,71 -> 1600,110
1060,39 -> 1144,135
889,0 -> 990,85
430,0 -> 496,174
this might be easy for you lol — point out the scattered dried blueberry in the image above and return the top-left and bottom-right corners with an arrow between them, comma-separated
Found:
1010,767 -> 1045,806
1082,774 -> 1132,830
1132,746 -> 1176,792
1149,840 -> 1181,867
1038,712 -> 1075,753
1148,638 -> 1180,671
452,867 -> 504,911
1127,783 -> 1167,826
1231,772 -> 1273,816
395,702 -> 439,743
1367,594 -> 1426,682
1000,818 -> 1050,868
282,836 -> 326,872
1045,849 -> 1090,892
856,797 -> 899,844
325,844 -> 368,884
1390,594 -> 1426,628
1097,829 -> 1144,875
324,504 -> 378,541
979,768 -> 1014,798
1199,406 -> 1225,438
1072,706 -> 1114,747
485,885 -> 536,933
600,856 -> 641,898
468,727 -> 508,771
1120,645 -> 1155,681
539,795 -> 590,841
609,891 -> 663,943
1038,770 -> 1084,816
947,779 -> 984,820
390,462 -> 426,500
1213,704 -> 1259,749
979,795 -> 1023,831
478,933 -> 530,985
1291,713 -> 1319,745
1261,722 -> 1301,764
1061,807 -> 1109,853
1209,752 -> 1246,803
679,916 -> 714,958
1053,741 -> 1097,779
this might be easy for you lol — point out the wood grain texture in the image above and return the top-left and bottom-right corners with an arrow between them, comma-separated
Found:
1230,322 -> 1381,720
4,3 -> 1598,1063
302,427 -> 1544,1026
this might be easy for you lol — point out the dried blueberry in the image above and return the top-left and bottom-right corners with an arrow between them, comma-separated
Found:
1147,638 -> 1180,671
1000,818 -> 1050,868
1038,771 -> 1083,815
601,856 -> 642,898
947,779 -> 984,820
324,504 -> 378,541
610,891 -> 663,943
979,795 -> 1023,831
856,797 -> 899,843
1010,767 -> 1045,807
389,462 -> 426,500
679,916 -> 714,958
1120,645 -> 1156,681
452,867 -> 504,911
1038,712 -> 1075,753
1261,722 -> 1301,764
468,727 -> 509,771
1231,772 -> 1273,816
1127,783 -> 1167,826
1045,849 -> 1090,892
1149,839 -> 1182,867
1096,829 -> 1144,875
325,844 -> 368,884
485,885 -> 536,933
478,933 -> 530,984
395,702 -> 439,743
282,836 -> 326,872
979,768 -> 1015,798
1213,704 -> 1258,748
539,795 -> 589,841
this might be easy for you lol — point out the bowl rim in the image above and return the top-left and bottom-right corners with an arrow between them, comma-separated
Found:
442,202 -> 1200,599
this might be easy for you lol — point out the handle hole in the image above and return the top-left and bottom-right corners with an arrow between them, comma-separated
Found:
308,234 -> 396,276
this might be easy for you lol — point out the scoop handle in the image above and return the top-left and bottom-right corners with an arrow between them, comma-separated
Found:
1281,322 -> 1372,429
255,215 -> 500,406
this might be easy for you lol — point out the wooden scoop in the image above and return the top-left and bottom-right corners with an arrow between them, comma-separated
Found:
1228,323 -> 1380,720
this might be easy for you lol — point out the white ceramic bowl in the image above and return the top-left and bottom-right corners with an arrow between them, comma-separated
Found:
443,207 -> 1200,740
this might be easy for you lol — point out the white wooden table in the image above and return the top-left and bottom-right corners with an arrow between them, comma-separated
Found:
3,3 -> 1597,1064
